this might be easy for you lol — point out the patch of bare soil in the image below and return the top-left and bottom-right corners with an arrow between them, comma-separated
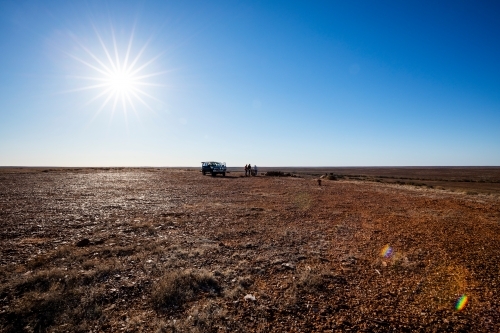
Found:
1,168 -> 499,332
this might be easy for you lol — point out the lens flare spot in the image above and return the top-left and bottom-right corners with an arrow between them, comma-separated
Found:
380,244 -> 393,258
455,295 -> 468,311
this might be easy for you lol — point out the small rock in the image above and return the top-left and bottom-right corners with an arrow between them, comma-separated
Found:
104,304 -> 116,311
282,263 -> 295,270
76,238 -> 90,247
244,294 -> 256,301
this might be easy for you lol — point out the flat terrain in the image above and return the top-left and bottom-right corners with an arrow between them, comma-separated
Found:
241,166 -> 500,195
1,168 -> 500,332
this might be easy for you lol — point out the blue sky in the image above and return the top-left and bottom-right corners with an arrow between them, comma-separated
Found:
0,0 -> 499,166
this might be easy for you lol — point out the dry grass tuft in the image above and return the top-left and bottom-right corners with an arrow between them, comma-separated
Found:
294,269 -> 346,295
152,269 -> 221,309
185,300 -> 228,333
0,263 -> 119,332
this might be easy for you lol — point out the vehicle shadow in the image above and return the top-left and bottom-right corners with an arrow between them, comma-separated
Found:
200,173 -> 260,179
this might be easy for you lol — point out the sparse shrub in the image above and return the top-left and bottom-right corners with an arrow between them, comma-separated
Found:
24,246 -> 71,270
26,255 -> 52,270
131,221 -> 157,235
294,269 -> 346,295
4,290 -> 69,332
13,269 -> 66,295
1,267 -> 111,333
152,269 -> 221,309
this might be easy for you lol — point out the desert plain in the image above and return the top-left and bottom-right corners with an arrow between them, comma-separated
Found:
1,167 -> 500,332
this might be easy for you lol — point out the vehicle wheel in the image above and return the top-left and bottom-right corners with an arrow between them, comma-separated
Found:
202,171 -> 206,175
223,172 -> 226,177
211,172 -> 215,177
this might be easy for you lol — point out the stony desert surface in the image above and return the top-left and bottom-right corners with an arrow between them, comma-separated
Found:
1,167 -> 500,332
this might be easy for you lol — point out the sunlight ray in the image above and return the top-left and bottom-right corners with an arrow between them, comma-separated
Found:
90,90 -> 115,123
110,91 -> 120,120
60,82 -> 111,94
68,75 -> 111,82
129,52 -> 164,76
126,92 -> 141,120
121,93 -> 128,117
129,89 -> 155,113
72,38 -> 114,76
134,69 -> 174,80
123,25 -> 136,72
111,27 -> 121,72
131,86 -> 164,104
133,82 -> 166,87
93,24 -> 118,72
83,86 -> 114,107
125,37 -> 153,74
64,52 -> 112,78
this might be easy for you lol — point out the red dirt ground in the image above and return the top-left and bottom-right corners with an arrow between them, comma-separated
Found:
1,168 -> 499,332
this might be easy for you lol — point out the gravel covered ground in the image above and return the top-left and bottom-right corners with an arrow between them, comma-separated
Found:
1,168 -> 499,332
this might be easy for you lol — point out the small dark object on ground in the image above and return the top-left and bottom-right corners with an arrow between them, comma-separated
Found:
265,171 -> 295,177
76,238 -> 90,247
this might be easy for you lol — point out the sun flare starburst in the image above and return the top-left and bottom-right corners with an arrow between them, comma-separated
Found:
64,25 -> 167,122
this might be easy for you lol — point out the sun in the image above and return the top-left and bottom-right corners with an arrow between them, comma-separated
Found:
108,69 -> 136,94
64,25 -> 167,121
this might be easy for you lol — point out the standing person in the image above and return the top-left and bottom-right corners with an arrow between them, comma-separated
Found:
244,164 -> 248,176
248,164 -> 252,177
254,165 -> 258,176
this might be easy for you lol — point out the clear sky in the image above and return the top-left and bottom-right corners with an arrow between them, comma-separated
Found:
0,0 -> 499,166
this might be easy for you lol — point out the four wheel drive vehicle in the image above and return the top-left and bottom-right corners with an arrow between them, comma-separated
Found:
201,162 -> 227,177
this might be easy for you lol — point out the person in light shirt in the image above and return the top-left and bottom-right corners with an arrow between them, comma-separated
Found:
253,165 -> 258,176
